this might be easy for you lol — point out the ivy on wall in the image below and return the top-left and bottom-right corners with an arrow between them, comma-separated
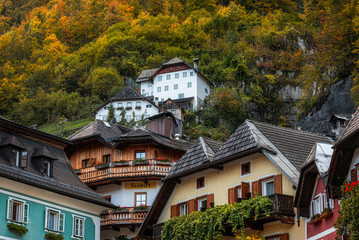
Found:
161,196 -> 272,240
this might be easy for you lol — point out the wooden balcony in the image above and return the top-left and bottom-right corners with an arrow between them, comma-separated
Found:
76,159 -> 173,184
101,207 -> 149,230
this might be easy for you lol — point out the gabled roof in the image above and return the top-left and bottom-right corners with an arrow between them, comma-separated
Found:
114,128 -> 191,152
0,135 -> 26,149
136,68 -> 159,82
335,108 -> 359,146
0,116 -> 114,208
94,87 -> 158,113
166,137 -> 222,179
67,120 -> 131,146
162,57 -> 184,66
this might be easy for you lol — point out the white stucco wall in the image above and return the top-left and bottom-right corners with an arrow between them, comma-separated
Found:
196,75 -> 211,109
95,100 -> 159,121
140,69 -> 210,109
95,181 -> 162,208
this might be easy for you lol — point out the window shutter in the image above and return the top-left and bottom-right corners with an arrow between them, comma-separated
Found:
9,149 -> 16,166
23,204 -> 29,223
252,180 -> 261,197
280,233 -> 289,240
188,199 -> 195,214
207,194 -> 214,208
45,209 -> 49,229
274,174 -> 282,194
241,182 -> 249,199
171,205 -> 179,218
228,187 -> 236,204
59,213 -> 65,232
351,168 -> 357,182
7,199 -> 13,220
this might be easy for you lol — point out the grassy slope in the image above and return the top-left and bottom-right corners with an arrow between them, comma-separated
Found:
37,117 -> 94,137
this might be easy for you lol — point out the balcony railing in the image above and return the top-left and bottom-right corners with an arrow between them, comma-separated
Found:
267,193 -> 294,215
76,159 -> 173,183
101,207 -> 149,227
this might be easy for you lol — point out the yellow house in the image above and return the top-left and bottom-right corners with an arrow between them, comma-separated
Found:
138,120 -> 333,240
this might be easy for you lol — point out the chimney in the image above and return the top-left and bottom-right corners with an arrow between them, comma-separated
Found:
194,58 -> 199,72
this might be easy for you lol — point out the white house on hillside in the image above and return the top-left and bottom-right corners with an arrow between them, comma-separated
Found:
136,57 -> 212,110
95,87 -> 159,122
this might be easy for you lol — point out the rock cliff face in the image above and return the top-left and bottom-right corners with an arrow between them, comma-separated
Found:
297,75 -> 357,139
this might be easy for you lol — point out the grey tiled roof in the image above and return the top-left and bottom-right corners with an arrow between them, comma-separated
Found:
110,87 -> 144,101
0,117 -> 114,208
0,135 -> 26,149
166,137 -> 222,178
336,107 -> 359,145
163,57 -> 184,66
67,120 -> 131,144
136,68 -> 159,82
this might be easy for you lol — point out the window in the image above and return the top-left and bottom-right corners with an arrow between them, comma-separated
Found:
136,102 -> 141,107
241,162 -> 251,176
187,82 -> 192,88
174,84 -> 178,90
117,103 -> 123,108
148,82 -> 153,87
157,87 -> 161,92
183,72 -> 187,77
166,74 -> 171,80
136,115 -> 141,121
205,88 -> 208,94
103,154 -> 111,163
104,106 -> 110,110
43,159 -> 51,177
145,92 -> 149,96
178,93 -> 184,99
151,92 -> 154,96
73,216 -> 85,238
158,76 -> 162,81
175,73 -> 179,78
197,197 -> 207,211
135,151 -> 146,160
190,71 -> 194,76
164,85 -> 169,91
146,104 -> 152,108
237,186 -> 242,199
312,194 -> 324,216
196,177 -> 205,189
127,102 -> 132,107
126,115 -> 132,121
7,198 -> 28,223
135,193 -> 147,206
142,89 -> 145,94
45,209 -> 64,232
179,203 -> 188,216
171,110 -> 176,115
262,178 -> 274,196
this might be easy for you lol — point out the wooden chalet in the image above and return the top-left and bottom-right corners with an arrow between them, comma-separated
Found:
66,115 -> 190,239
138,120 -> 333,240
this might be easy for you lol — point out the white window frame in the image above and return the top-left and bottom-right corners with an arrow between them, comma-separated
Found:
262,178 -> 274,196
175,73 -> 179,79
183,72 -> 187,77
190,71 -> 194,76
126,115 -> 132,121
126,102 -> 132,107
166,74 -> 171,80
174,84 -> 178,90
135,115 -> 141,121
72,215 -> 85,239
178,93 -> 184,99
164,85 -> 169,91
7,197 -> 29,224
157,87 -> 161,92
135,193 -> 147,206
187,82 -> 192,88
45,207 -> 65,232
148,82 -> 153,87
197,197 -> 207,211
43,159 -> 51,177
117,103 -> 123,108
158,76 -> 162,81
311,194 -> 324,216
179,203 -> 188,216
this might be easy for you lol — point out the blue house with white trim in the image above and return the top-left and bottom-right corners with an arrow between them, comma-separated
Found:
0,116 -> 114,240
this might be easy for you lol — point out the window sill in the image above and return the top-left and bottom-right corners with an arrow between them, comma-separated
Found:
7,220 -> 26,225
71,236 -> 85,240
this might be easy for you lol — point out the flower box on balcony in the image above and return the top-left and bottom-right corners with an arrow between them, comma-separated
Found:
321,209 -> 333,219
134,205 -> 148,211
113,161 -> 129,167
156,157 -> 173,165
125,107 -> 132,110
309,214 -> 322,225
73,169 -> 81,174
95,162 -> 110,169
117,107 -> 124,110
114,207 -> 129,213
134,159 -> 149,165
135,106 -> 141,110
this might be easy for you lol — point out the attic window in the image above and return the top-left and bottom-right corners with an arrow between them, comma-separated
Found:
196,177 -> 205,189
104,106 -> 110,110
11,148 -> 27,168
43,159 -> 51,177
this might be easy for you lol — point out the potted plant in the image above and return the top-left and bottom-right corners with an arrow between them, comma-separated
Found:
309,214 -> 322,224
134,158 -> 149,165
95,162 -> 110,169
321,208 -> 333,219
7,223 -> 28,235
45,233 -> 64,240
117,107 -> 124,110
114,206 -> 129,213
134,204 -> 148,211
113,160 -> 129,167
73,168 -> 81,174
125,107 -> 132,110
135,106 -> 141,110
156,157 -> 173,165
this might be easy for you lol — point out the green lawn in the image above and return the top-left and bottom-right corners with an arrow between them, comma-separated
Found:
37,117 -> 94,137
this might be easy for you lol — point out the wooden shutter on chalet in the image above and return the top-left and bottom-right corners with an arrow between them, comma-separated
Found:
280,233 -> 289,240
188,199 -> 195,214
241,182 -> 250,199
207,194 -> 214,208
274,174 -> 282,194
252,180 -> 261,197
351,168 -> 357,182
171,205 -> 179,218
228,187 -> 237,204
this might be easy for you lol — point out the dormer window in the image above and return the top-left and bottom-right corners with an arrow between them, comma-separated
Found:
32,146 -> 57,177
43,159 -> 51,177
11,148 -> 27,168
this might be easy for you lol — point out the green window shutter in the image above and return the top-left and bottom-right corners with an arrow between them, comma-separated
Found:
7,199 -> 13,220
23,204 -> 29,223
59,213 -> 65,232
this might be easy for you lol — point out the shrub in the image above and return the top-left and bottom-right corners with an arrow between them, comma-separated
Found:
7,223 -> 28,235
45,233 -> 64,240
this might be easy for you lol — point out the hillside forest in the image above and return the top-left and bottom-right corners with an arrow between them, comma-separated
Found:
1,0 -> 359,140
